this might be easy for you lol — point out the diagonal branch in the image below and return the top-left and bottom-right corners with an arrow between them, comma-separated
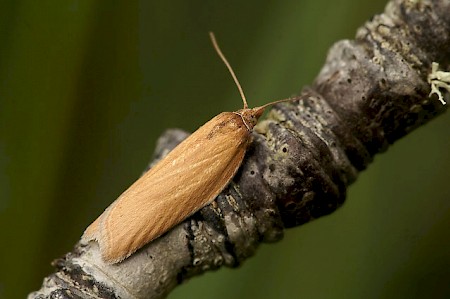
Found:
29,0 -> 449,298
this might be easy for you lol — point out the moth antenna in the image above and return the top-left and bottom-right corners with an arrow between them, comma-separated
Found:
209,32 -> 248,109
259,97 -> 296,109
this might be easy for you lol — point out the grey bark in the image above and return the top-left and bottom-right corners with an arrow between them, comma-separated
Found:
29,0 -> 449,298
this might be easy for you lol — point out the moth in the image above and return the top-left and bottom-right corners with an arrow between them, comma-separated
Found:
82,32 -> 292,263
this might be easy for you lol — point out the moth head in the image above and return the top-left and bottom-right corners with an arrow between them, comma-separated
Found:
237,107 -> 265,130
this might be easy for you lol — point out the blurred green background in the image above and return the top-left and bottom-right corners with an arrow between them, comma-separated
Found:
0,1 -> 449,298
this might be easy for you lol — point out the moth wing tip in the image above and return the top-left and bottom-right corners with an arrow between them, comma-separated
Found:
102,252 -> 127,264
81,218 -> 100,242
100,242 -> 130,264
81,228 -> 127,264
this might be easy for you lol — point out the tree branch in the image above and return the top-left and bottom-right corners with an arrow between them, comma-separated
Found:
29,0 -> 449,298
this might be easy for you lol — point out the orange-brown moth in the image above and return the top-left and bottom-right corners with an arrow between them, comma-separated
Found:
82,32 -> 292,263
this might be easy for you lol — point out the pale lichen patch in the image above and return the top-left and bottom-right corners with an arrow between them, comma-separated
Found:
428,62 -> 449,105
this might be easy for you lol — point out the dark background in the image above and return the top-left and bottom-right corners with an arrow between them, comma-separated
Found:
0,1 -> 449,298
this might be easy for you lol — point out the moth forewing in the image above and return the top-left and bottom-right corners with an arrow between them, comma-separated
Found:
82,112 -> 255,263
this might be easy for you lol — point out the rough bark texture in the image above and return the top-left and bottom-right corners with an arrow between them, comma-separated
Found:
29,0 -> 449,298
